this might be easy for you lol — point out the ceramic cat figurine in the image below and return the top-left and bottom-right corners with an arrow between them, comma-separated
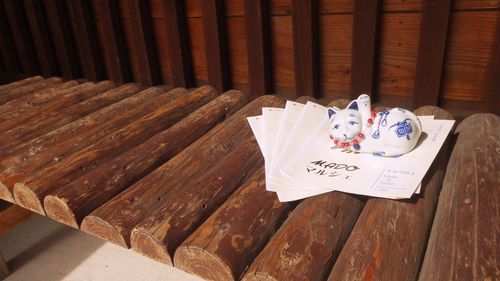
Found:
328,94 -> 422,157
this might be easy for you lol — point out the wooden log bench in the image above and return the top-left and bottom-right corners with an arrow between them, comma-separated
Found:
0,76 -> 498,281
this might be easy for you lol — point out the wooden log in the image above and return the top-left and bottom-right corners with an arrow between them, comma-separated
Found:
0,77 -> 62,105
418,113 -> 499,281
0,82 -> 140,153
0,86 -> 168,202
0,80 -> 78,125
44,90 -> 248,228
242,194 -> 364,281
130,139 -> 262,265
327,106 -> 455,281
14,86 -> 218,214
0,76 -> 43,93
81,95 -> 285,247
174,167 -> 295,281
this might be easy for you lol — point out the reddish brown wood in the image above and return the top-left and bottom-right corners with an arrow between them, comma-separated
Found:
0,76 -> 43,95
0,4 -> 20,73
0,86 -> 167,202
291,0 -> 318,98
418,113 -> 499,281
202,0 -> 230,92
81,95 -> 285,248
98,0 -> 131,84
23,0 -> 59,76
0,77 -> 62,106
485,16 -> 500,116
44,90 -> 248,228
128,0 -> 160,85
130,140 -> 262,265
350,0 -> 380,99
327,106 -> 454,281
0,82 -> 141,153
69,0 -> 105,81
413,0 -> 452,108
44,0 -> 81,79
15,87 -> 218,214
175,168 -> 295,281
245,0 -> 271,98
3,0 -> 39,74
162,0 -> 194,88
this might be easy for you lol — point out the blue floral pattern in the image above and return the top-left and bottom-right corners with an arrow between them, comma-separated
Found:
389,118 -> 413,140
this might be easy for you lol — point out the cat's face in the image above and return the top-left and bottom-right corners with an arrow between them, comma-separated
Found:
328,107 -> 362,141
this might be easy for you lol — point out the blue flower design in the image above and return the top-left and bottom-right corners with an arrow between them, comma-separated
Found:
389,119 -> 413,140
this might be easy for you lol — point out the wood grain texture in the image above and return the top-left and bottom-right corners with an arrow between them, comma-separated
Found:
327,106 -> 454,281
202,0 -> 231,92
485,15 -> 500,115
69,0 -> 105,81
98,0 -> 131,84
44,0 -> 81,79
175,167 -> 295,281
23,0 -> 59,76
0,86 -> 166,202
130,140 -> 262,265
291,0 -> 318,98
44,90 -> 248,228
81,95 -> 285,248
350,0 -> 380,99
245,0 -> 272,98
14,87 -> 218,214
418,113 -> 499,281
3,0 -> 39,74
162,0 -> 194,88
128,0 -> 161,85
0,77 -> 62,107
413,0 -> 452,108
0,82 -> 114,150
0,76 -> 43,94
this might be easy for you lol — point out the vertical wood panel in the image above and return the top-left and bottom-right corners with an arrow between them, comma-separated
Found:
3,0 -> 39,74
44,0 -> 81,79
486,15 -> 500,115
162,0 -> 194,88
128,0 -> 161,85
0,3 -> 20,73
350,0 -> 381,99
98,0 -> 131,84
24,0 -> 59,76
292,0 -> 318,97
245,0 -> 272,97
202,0 -> 231,91
413,0 -> 452,107
69,0 -> 105,81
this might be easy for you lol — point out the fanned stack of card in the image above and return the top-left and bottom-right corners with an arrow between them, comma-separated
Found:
248,100 -> 455,202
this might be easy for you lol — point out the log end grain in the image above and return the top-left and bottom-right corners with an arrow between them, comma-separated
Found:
43,195 -> 79,229
13,183 -> 45,215
0,182 -> 14,202
174,245 -> 235,281
130,228 -> 172,265
80,215 -> 128,248
241,272 -> 279,281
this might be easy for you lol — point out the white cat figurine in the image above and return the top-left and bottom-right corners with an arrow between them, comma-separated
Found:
328,94 -> 422,157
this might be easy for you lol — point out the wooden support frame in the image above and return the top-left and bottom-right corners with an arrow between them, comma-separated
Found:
23,0 -> 59,76
69,0 -> 105,82
413,0 -> 452,108
350,0 -> 381,100
3,0 -> 39,75
44,0 -> 81,79
291,0 -> 318,98
162,0 -> 194,88
128,0 -> 161,86
245,0 -> 272,98
202,0 -> 231,92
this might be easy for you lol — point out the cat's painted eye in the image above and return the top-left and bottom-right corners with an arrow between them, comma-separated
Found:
348,121 -> 358,126
334,124 -> 341,129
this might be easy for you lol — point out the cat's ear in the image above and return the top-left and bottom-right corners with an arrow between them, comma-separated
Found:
328,108 -> 336,119
347,100 -> 359,111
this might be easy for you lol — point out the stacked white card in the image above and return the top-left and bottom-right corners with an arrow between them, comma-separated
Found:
248,101 -> 455,202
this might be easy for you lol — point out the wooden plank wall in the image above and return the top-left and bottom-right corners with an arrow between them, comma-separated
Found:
0,0 -> 499,117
